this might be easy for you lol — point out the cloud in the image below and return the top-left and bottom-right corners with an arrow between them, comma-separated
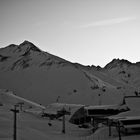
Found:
79,17 -> 137,28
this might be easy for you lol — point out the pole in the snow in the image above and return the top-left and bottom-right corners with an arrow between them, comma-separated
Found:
58,107 -> 70,134
10,105 -> 19,140
61,107 -> 66,134
118,121 -> 122,140
62,113 -> 66,134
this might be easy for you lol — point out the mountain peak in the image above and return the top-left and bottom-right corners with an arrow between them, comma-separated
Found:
19,40 -> 41,53
0,41 -> 42,56
104,58 -> 132,69
20,40 -> 34,46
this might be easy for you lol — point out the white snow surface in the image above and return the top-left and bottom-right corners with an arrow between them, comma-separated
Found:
0,41 -> 140,140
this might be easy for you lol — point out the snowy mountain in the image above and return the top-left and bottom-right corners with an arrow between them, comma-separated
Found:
104,58 -> 140,90
0,41 -> 140,106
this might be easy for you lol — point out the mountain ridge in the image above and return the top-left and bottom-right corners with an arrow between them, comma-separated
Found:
0,41 -> 140,106
1,40 -> 140,69
104,58 -> 140,70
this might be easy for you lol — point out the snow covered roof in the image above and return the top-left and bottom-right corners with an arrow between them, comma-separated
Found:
109,115 -> 140,121
47,103 -> 84,107
107,109 -> 140,121
45,103 -> 84,118
85,104 -> 120,110
46,103 -> 84,111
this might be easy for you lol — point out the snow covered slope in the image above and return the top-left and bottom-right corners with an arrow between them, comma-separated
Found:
0,105 -> 92,140
0,41 -> 140,106
104,59 -> 140,90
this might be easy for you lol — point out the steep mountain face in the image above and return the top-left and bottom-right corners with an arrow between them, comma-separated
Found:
104,58 -> 132,69
104,58 -> 140,90
0,41 -> 139,106
0,41 -> 69,71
